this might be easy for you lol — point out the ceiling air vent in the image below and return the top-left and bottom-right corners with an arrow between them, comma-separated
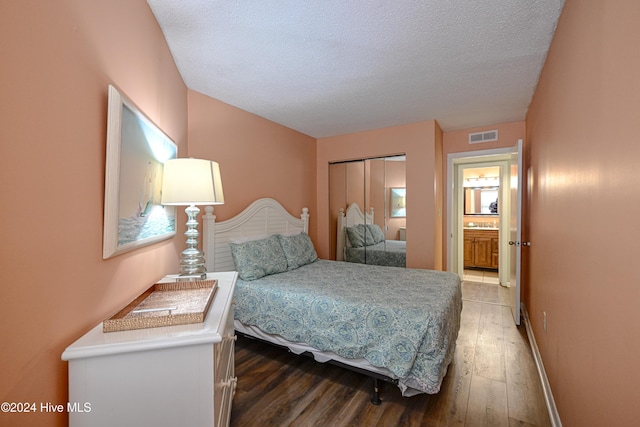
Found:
468,130 -> 498,144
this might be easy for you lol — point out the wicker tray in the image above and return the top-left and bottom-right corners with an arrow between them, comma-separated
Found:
103,279 -> 218,333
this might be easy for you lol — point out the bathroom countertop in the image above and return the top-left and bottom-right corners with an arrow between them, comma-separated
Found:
464,227 -> 499,230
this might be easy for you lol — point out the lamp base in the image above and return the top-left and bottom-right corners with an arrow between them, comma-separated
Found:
176,272 -> 208,282
177,204 -> 208,280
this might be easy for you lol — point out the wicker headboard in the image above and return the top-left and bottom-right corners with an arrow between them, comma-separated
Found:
203,198 -> 309,272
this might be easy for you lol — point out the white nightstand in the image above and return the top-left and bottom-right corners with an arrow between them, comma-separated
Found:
62,272 -> 237,427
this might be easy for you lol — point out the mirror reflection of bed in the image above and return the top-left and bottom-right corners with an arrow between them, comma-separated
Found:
337,202 -> 406,267
328,155 -> 407,265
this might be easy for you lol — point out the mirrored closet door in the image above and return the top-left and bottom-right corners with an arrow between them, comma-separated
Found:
329,155 -> 406,267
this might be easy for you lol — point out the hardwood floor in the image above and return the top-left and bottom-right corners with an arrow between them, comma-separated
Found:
230,275 -> 550,426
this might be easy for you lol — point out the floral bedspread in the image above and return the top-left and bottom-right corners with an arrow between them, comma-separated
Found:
234,260 -> 462,395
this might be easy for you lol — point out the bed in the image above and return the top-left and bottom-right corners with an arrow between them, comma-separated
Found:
337,202 -> 406,267
203,198 -> 461,402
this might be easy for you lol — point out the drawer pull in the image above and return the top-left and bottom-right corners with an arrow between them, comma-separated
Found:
220,377 -> 238,389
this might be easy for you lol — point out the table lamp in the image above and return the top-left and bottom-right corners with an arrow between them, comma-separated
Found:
161,158 -> 224,280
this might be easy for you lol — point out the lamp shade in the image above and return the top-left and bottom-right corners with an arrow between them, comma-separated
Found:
161,158 -> 224,206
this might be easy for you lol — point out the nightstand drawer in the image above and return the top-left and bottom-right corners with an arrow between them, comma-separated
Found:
214,338 -> 236,426
215,334 -> 236,381
214,298 -> 236,426
217,376 -> 236,427
214,301 -> 235,380
63,272 -> 238,427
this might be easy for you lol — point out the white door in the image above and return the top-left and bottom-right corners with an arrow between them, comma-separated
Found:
509,139 -> 524,325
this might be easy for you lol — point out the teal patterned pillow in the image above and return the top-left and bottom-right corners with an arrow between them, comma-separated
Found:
345,224 -> 366,247
367,224 -> 386,244
277,232 -> 318,270
229,235 -> 288,280
346,224 -> 384,247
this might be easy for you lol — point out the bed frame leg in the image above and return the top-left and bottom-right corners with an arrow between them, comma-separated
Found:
371,378 -> 382,405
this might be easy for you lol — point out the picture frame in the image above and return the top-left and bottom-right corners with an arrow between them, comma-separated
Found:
102,85 -> 178,259
390,187 -> 406,218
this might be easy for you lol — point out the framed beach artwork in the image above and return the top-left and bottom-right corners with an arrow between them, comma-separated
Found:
102,85 -> 178,259
390,187 -> 406,218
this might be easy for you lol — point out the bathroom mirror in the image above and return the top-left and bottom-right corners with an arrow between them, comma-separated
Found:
464,187 -> 499,215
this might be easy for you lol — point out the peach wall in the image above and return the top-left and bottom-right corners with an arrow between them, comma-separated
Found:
526,0 -> 640,425
443,121 -> 525,154
316,121 -> 439,269
441,121 -> 526,267
0,2 -> 186,426
186,91 -> 317,238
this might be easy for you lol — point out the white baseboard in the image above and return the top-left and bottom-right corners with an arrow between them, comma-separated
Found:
521,303 -> 562,427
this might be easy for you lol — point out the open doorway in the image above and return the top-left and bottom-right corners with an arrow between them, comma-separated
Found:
447,148 -> 515,286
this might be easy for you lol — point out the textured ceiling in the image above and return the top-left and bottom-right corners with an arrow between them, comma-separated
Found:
147,0 -> 564,138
